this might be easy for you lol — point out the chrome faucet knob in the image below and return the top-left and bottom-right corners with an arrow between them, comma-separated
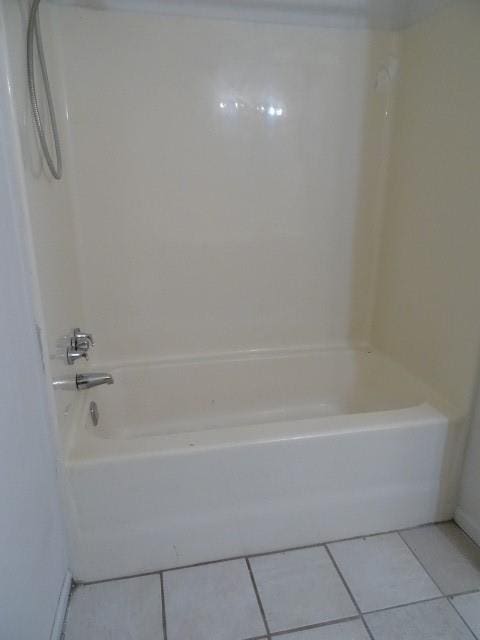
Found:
66,348 -> 89,365
73,328 -> 94,348
66,327 -> 94,364
75,337 -> 91,352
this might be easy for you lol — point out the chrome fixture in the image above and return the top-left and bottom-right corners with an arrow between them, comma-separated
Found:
27,0 -> 63,179
66,327 -> 94,364
51,376 -> 76,391
67,348 -> 88,365
76,372 -> 114,390
89,401 -> 99,427
73,328 -> 94,350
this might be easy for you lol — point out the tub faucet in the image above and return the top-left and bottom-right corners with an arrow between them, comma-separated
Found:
76,372 -> 114,390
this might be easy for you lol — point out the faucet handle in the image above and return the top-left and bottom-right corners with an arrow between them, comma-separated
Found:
66,328 -> 94,365
73,328 -> 94,348
66,348 -> 89,365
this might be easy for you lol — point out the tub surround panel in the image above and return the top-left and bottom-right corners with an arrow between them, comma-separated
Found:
49,0 -> 451,30
372,0 -> 480,413
53,6 -> 397,364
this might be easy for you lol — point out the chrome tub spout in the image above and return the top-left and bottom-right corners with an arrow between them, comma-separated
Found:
76,372 -> 114,390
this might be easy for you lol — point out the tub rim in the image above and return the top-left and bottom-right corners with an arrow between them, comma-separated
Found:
67,399 -> 453,465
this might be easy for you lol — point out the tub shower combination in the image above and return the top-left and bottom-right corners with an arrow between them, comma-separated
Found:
15,0 -> 477,583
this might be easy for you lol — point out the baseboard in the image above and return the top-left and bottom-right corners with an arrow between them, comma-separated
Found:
455,507 -> 480,546
50,571 -> 72,640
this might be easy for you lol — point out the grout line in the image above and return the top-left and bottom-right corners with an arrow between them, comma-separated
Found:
362,595 -> 471,640
324,545 -> 375,640
324,545 -> 362,616
270,615 -> 360,637
398,525 -> 480,596
78,518 -> 453,586
449,588 -> 480,598
361,616 -> 376,640
454,518 -> 480,552
365,594 -> 446,615
448,597 -> 480,640
58,580 -> 76,640
245,558 -> 271,639
361,610 -> 375,636
396,523 -> 480,637
334,591 -> 480,619
398,529 -> 446,595
160,572 -> 168,640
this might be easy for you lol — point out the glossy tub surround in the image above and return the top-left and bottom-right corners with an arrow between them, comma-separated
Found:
372,0 -> 480,414
52,6 -> 398,365
64,348 -> 466,582
50,0 -> 452,30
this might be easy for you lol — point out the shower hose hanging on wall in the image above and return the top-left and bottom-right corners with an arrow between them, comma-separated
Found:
27,0 -> 63,180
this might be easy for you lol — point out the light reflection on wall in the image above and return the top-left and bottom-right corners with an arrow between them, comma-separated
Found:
218,99 -> 284,117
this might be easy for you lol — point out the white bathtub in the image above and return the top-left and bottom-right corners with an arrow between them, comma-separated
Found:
64,348 -> 466,582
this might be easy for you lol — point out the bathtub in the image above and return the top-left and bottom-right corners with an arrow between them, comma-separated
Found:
64,347 -> 466,582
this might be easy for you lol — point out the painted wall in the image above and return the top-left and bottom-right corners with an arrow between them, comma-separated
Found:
51,6 -> 398,364
372,0 -> 480,413
2,0 -> 86,447
0,3 -> 69,637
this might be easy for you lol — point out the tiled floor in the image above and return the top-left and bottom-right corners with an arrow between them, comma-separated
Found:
63,521 -> 480,640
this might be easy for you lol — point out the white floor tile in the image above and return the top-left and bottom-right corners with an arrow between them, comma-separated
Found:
163,559 -> 265,640
63,575 -> 163,640
249,546 -> 357,633
451,592 -> 480,637
328,533 -> 440,612
365,598 -> 475,640
400,523 -> 480,595
280,619 -> 370,639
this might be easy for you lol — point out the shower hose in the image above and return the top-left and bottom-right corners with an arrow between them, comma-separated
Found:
27,0 -> 62,180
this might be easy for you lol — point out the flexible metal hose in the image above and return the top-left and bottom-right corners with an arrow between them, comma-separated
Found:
27,0 -> 62,180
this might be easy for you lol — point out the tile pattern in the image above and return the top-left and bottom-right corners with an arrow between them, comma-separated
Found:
163,559 -> 265,640
327,532 -> 440,612
64,522 -> 480,640
400,522 -> 480,595
279,619 -> 371,639
63,574 -> 164,640
451,592 -> 480,637
364,599 -> 476,640
249,546 -> 356,632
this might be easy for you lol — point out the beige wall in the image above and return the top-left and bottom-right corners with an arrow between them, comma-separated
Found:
372,0 -> 480,412
53,6 -> 397,364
